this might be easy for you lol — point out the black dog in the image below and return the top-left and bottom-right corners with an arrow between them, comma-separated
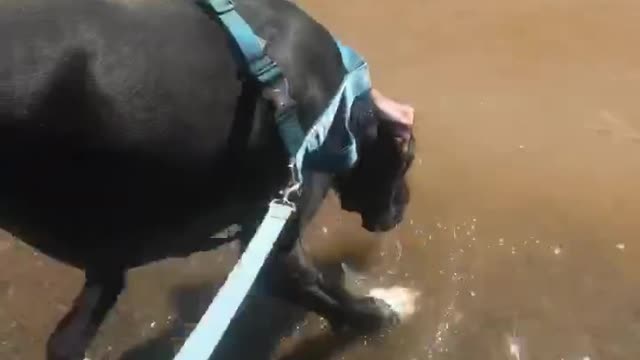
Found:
0,0 -> 416,358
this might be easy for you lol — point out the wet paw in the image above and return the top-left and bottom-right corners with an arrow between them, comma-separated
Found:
331,287 -> 419,333
368,286 -> 420,322
327,296 -> 394,334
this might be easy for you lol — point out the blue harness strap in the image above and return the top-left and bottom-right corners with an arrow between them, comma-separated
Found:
173,1 -> 373,359
207,0 -> 282,83
203,0 -> 371,181
205,0 -> 308,164
301,41 -> 372,173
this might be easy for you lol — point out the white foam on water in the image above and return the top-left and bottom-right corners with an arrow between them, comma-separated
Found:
368,286 -> 420,321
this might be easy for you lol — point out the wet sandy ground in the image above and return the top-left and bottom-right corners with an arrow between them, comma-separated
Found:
2,0 -> 640,359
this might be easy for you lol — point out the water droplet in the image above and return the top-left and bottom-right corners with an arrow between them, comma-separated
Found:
322,227 -> 328,234
616,243 -> 625,250
150,321 -> 156,328
553,246 -> 562,255
499,238 -> 504,246
470,290 -> 476,297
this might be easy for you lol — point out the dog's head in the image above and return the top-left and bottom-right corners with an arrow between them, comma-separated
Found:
334,89 -> 415,232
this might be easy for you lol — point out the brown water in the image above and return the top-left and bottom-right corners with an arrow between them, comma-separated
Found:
2,0 -> 640,359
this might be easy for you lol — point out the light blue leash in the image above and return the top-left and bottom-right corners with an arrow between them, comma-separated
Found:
173,201 -> 293,360
173,1 -> 373,359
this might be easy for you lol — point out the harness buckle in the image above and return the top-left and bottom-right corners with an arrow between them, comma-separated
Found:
251,56 -> 281,84
262,77 -> 296,115
208,0 -> 235,14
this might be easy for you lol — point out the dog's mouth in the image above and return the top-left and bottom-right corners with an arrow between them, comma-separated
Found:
362,214 -> 399,233
341,197 -> 401,232
339,195 -> 358,213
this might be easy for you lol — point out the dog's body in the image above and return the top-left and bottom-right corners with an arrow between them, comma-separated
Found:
0,0 -> 416,358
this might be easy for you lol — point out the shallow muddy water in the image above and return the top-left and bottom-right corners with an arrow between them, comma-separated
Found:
2,0 -> 640,359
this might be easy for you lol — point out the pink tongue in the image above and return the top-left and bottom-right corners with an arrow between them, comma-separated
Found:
370,89 -> 415,126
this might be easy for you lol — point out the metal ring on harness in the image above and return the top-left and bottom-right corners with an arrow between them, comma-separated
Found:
279,164 -> 302,207
263,77 -> 304,207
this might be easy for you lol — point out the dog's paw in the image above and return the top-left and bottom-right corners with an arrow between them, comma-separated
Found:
368,286 -> 420,322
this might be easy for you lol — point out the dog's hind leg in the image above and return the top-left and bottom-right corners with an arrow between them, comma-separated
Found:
46,265 -> 125,360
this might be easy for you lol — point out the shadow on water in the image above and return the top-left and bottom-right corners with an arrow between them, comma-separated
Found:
120,266 -> 364,360
278,332 -> 362,360
118,281 -> 294,360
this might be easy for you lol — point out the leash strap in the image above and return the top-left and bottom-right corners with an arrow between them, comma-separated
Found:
173,201 -> 295,360
172,6 -> 304,360
174,3 -> 373,359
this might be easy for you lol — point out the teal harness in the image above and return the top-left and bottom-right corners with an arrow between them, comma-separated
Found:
174,1 -> 373,358
207,0 -> 372,181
